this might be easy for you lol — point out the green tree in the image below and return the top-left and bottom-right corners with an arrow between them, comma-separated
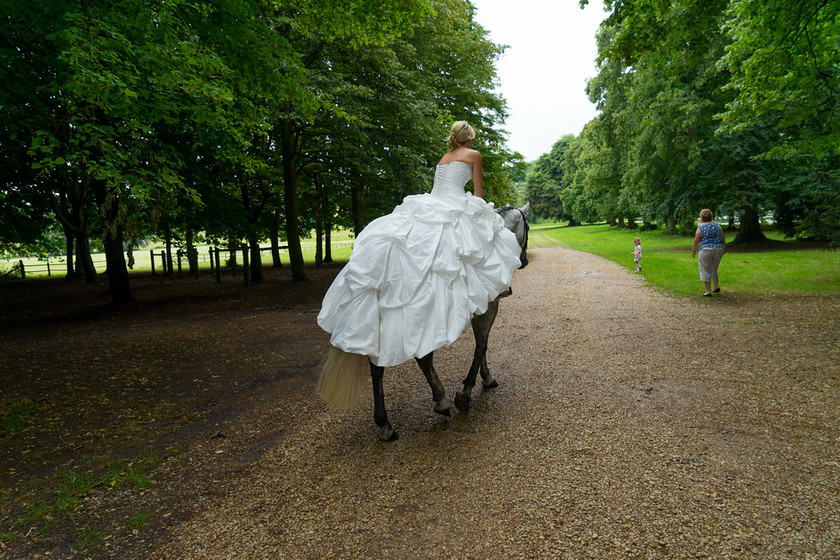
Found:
293,0 -> 514,251
8,0 -> 435,298
580,0 -> 779,240
719,0 -> 840,244
719,0 -> 839,159
583,20 -> 635,227
3,0 -> 524,295
0,0 -> 98,278
561,123 -> 603,224
526,136 -> 575,222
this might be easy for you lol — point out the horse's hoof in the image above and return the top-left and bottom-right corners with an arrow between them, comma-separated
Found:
454,391 -> 471,413
434,396 -> 452,416
377,425 -> 399,442
482,377 -> 498,389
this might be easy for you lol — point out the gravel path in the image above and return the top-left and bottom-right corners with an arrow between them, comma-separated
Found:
150,246 -> 840,559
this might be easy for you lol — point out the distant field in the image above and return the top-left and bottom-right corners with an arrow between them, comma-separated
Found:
1,234 -> 356,279
528,223 -> 840,297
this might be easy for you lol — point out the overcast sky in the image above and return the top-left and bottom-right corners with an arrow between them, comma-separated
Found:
470,0 -> 607,162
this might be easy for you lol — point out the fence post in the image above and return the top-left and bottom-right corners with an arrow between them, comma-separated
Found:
242,245 -> 250,287
46,258 -> 51,276
150,250 -> 156,275
214,247 -> 221,283
208,247 -> 214,275
176,251 -> 183,277
19,260 -> 25,279
160,251 -> 167,274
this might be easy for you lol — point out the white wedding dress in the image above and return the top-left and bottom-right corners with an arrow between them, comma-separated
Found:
317,161 -> 522,367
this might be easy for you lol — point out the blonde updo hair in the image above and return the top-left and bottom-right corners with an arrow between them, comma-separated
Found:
447,121 -> 475,151
700,209 -> 714,222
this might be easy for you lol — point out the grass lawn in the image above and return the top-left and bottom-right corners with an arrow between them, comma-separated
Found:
2,233 -> 356,278
6,225 -> 836,297
529,223 -> 840,297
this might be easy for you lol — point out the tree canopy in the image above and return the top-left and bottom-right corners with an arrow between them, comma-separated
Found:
1,0 -> 522,301
8,0 -> 837,305
535,0 -> 839,245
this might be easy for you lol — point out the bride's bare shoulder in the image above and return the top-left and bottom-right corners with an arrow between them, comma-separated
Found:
438,147 -> 482,166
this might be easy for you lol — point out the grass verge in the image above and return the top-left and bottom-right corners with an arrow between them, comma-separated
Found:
2,450 -> 174,555
529,223 -> 840,297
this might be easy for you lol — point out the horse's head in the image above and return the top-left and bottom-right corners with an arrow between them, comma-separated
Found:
497,203 -> 529,269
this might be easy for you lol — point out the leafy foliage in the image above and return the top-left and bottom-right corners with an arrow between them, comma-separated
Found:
526,136 -> 575,222
719,0 -> 840,160
556,0 -> 839,245
2,0 -> 520,296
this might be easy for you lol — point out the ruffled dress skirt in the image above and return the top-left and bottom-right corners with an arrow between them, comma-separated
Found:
317,191 -> 522,367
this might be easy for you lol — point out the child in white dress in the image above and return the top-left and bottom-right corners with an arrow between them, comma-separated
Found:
632,237 -> 642,272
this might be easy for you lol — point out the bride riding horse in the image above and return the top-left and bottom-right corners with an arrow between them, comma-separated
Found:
318,203 -> 529,441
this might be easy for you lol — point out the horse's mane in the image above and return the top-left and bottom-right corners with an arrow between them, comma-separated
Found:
497,204 -> 530,231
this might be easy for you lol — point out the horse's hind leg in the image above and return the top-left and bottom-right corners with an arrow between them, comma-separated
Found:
479,354 -> 498,389
415,353 -> 451,416
370,362 -> 398,442
455,299 -> 499,413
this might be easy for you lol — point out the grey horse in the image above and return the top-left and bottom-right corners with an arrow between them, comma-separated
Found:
367,203 -> 529,441
317,203 -> 530,441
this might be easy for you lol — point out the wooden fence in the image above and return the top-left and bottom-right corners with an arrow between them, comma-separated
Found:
3,241 -> 354,284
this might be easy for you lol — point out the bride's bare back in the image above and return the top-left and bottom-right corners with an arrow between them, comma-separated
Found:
438,145 -> 483,198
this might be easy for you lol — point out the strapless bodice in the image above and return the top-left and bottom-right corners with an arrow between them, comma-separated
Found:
431,161 -> 472,197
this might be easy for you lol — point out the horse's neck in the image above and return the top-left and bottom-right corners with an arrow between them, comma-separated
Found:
503,211 -> 525,244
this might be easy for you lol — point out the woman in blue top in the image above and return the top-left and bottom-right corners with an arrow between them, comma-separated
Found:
692,209 -> 726,296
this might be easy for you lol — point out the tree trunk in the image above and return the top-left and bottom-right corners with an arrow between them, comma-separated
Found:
164,226 -> 173,275
227,239 -> 238,271
667,216 -> 676,234
103,233 -> 132,303
75,231 -> 97,284
186,228 -> 199,278
627,217 -> 637,230
617,216 -> 625,228
270,210 -> 283,268
735,205 -> 767,243
248,233 -> 264,284
314,224 -> 323,268
324,226 -> 333,263
92,179 -> 133,304
351,169 -> 365,237
311,174 -> 324,268
63,229 -> 75,279
281,119 -> 307,281
126,240 -> 135,270
322,183 -> 333,263
312,211 -> 323,269
52,173 -> 93,281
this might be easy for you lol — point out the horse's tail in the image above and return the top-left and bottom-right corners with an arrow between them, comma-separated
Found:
317,346 -> 369,409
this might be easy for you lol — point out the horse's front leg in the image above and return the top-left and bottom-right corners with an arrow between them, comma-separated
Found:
370,362 -> 398,442
455,299 -> 500,413
415,352 -> 452,416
